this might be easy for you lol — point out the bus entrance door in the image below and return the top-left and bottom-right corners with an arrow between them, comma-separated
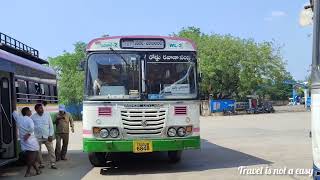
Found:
0,71 -> 15,159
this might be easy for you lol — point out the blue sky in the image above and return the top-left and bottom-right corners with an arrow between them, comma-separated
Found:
0,0 -> 312,80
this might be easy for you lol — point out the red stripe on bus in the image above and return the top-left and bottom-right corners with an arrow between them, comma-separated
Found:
83,130 -> 92,134
193,128 -> 200,132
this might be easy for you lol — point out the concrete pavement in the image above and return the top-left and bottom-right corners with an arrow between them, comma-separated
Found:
0,112 -> 312,180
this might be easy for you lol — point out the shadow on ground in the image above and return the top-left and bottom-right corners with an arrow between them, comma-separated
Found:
99,139 -> 272,175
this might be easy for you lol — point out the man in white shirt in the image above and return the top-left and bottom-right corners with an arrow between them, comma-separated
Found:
31,103 -> 57,169
13,107 -> 41,177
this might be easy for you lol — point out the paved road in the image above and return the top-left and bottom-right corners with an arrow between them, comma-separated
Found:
0,112 -> 312,180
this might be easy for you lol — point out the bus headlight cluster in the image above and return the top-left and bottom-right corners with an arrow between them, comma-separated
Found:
167,126 -> 193,137
93,127 -> 120,138
99,129 -> 109,138
109,128 -> 120,138
177,127 -> 186,137
167,127 -> 177,137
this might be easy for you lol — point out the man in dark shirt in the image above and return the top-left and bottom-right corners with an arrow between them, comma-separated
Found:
55,105 -> 74,161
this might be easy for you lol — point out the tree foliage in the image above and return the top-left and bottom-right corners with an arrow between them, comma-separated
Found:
175,27 -> 293,100
49,42 -> 86,105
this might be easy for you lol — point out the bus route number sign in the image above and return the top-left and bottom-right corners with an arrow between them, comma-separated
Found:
121,39 -> 165,49
133,140 -> 153,153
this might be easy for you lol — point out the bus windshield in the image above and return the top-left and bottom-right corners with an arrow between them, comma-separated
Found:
85,51 -> 197,100
86,53 -> 140,100
146,52 -> 197,100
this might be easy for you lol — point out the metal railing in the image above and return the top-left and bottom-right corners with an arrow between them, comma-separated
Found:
16,93 -> 58,103
0,32 -> 39,58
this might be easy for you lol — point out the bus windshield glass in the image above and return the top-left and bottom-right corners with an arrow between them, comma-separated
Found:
86,53 -> 140,100
146,52 -> 197,100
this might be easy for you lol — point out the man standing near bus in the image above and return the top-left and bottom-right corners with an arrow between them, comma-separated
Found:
31,104 -> 57,169
13,107 -> 41,177
55,104 -> 74,161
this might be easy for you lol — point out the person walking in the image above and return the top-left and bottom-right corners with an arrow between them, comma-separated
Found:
55,105 -> 74,161
13,107 -> 41,177
31,103 -> 57,169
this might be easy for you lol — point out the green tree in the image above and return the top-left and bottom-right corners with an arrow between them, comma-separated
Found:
175,26 -> 293,100
49,42 -> 86,105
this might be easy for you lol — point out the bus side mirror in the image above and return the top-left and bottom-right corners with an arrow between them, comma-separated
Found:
78,60 -> 85,71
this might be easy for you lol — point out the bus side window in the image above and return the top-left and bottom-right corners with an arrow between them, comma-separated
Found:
53,85 -> 58,104
16,79 -> 28,103
43,84 -> 50,101
15,80 -> 19,102
37,83 -> 44,95
28,82 -> 39,103
49,85 -> 54,103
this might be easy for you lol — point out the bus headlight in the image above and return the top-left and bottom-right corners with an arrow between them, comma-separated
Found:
109,128 -> 120,138
99,129 -> 109,138
167,127 -> 177,137
177,127 -> 186,137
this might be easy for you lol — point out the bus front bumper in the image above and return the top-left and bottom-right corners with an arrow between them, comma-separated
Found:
83,136 -> 200,152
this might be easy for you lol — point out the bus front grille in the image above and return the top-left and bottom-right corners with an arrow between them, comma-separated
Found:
121,109 -> 166,136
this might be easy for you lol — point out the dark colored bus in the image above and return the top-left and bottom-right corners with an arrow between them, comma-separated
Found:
0,32 -> 58,166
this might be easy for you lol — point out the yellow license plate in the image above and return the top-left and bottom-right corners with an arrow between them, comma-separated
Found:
133,140 -> 153,153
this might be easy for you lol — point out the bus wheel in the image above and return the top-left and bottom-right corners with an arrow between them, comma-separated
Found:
168,151 -> 182,163
88,152 -> 107,167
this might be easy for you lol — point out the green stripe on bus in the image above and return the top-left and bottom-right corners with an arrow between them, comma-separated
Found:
83,136 -> 200,152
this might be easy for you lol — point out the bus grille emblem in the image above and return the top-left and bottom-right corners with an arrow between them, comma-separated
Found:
141,120 -> 148,127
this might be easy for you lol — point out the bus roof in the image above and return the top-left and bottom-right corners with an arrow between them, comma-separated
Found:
0,32 -> 48,64
0,48 -> 56,76
87,35 -> 197,52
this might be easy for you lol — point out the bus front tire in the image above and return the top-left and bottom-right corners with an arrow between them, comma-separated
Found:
88,152 -> 107,167
168,151 -> 182,163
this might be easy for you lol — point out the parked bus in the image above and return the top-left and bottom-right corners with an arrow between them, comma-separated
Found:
0,32 -> 58,166
82,36 -> 201,166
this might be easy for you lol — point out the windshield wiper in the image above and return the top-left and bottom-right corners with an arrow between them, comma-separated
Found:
109,47 -> 128,65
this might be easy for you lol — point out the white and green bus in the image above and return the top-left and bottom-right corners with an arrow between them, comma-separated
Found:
82,36 -> 200,166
